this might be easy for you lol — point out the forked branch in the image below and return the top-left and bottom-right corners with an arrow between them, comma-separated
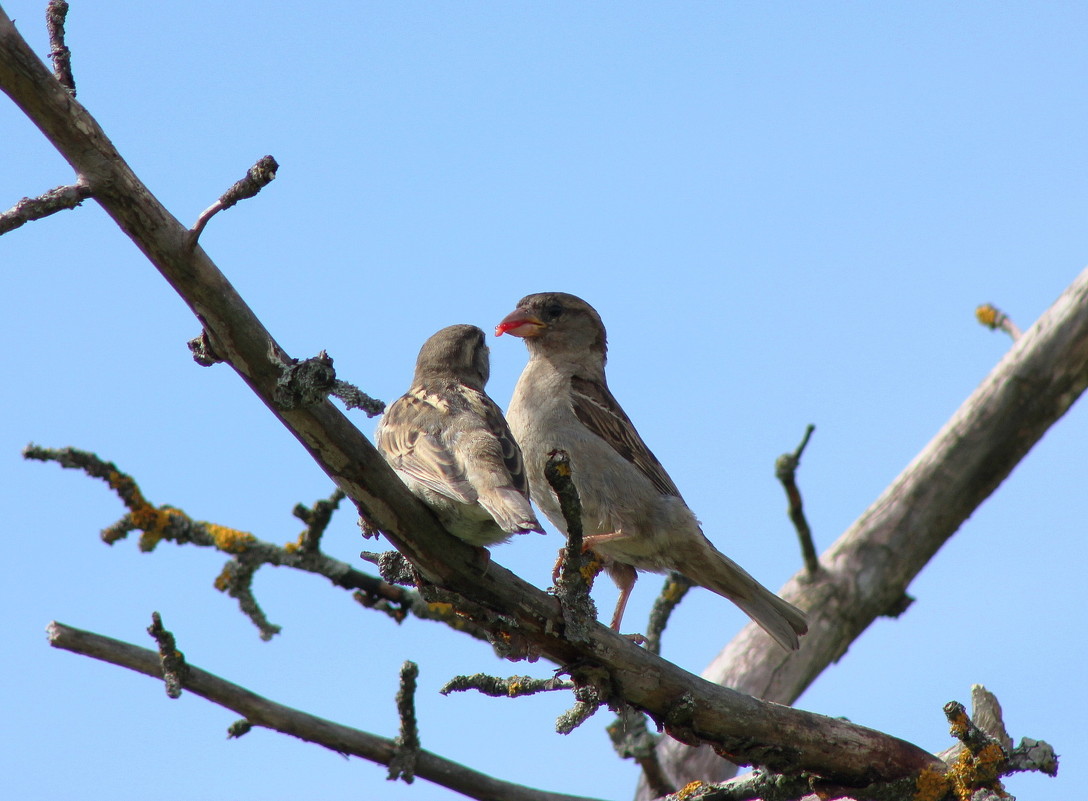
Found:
47,621 -> 607,801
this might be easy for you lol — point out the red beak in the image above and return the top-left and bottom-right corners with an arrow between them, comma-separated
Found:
495,309 -> 546,338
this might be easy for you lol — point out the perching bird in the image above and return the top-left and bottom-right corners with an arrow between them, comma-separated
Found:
496,293 -> 808,650
376,324 -> 543,546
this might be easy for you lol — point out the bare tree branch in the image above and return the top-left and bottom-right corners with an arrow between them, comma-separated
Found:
189,155 -> 278,244
389,660 -> 422,784
640,268 -> 1088,793
22,444 -> 494,642
45,0 -> 73,95
975,303 -> 1022,341
441,674 -> 574,698
659,687 -> 1056,801
3,8 -> 1073,792
774,424 -> 819,577
0,181 -> 90,234
331,379 -> 387,417
545,450 -> 599,644
46,621 -> 608,801
146,612 -> 187,699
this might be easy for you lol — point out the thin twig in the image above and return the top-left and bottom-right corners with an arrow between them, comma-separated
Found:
555,684 -> 603,735
22,445 -> 481,640
544,450 -> 598,643
291,488 -> 345,554
332,379 -> 386,417
0,182 -> 91,234
613,574 -> 693,797
608,706 -> 673,798
146,612 -> 188,698
187,329 -> 226,366
47,622 -> 608,801
189,156 -> 279,245
976,303 -> 1022,341
774,424 -> 819,576
214,558 -> 282,640
644,572 -> 693,657
45,0 -> 74,95
945,700 -> 1005,755
440,673 -> 573,698
389,661 -> 421,783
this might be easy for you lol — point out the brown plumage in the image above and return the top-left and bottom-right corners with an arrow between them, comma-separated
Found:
497,293 -> 808,650
376,324 -> 543,546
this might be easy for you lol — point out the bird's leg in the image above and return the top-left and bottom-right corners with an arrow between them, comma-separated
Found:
551,544 -> 604,584
474,544 -> 493,574
551,547 -> 566,584
582,530 -> 631,551
553,529 -> 624,584
607,562 -> 638,631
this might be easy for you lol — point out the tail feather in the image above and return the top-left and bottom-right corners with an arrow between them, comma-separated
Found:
475,486 -> 544,535
727,587 -> 808,651
675,543 -> 808,651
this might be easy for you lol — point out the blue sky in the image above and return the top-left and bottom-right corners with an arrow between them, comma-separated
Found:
2,3 -> 1085,800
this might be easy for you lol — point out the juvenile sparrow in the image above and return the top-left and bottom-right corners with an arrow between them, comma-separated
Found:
496,293 -> 808,650
376,324 -> 543,546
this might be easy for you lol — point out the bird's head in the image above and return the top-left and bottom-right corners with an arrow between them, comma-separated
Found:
414,324 -> 490,389
495,292 -> 608,362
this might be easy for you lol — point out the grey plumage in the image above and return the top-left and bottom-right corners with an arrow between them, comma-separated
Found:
376,324 -> 543,546
496,293 -> 808,650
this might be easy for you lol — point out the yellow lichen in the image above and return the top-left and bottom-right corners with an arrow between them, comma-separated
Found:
663,579 -> 687,601
975,303 -> 998,328
676,781 -> 706,800
213,565 -> 232,592
972,742 -> 1007,785
946,707 -> 969,739
284,540 -> 300,554
107,470 -> 144,500
914,766 -> 950,801
138,529 -> 164,552
579,555 -> 603,584
133,506 -> 190,551
204,523 -> 256,554
948,744 -> 1009,801
507,681 -> 523,696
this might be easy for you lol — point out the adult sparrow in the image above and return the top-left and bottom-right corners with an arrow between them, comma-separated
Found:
376,324 -> 543,546
496,293 -> 808,650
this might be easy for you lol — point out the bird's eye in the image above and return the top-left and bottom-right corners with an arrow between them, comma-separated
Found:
543,303 -> 564,321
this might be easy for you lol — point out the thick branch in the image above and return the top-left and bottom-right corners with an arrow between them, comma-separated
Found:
642,269 -> 1088,792
46,622 -> 605,801
0,11 -> 954,786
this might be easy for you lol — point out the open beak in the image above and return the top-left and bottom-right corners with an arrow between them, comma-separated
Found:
495,309 -> 546,338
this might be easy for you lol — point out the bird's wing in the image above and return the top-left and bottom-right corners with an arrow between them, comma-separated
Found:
464,386 -> 533,500
376,388 -> 477,504
569,374 -> 682,498
450,387 -> 542,532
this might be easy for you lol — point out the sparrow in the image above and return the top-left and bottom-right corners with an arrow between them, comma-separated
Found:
496,293 -> 808,650
375,324 -> 544,546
